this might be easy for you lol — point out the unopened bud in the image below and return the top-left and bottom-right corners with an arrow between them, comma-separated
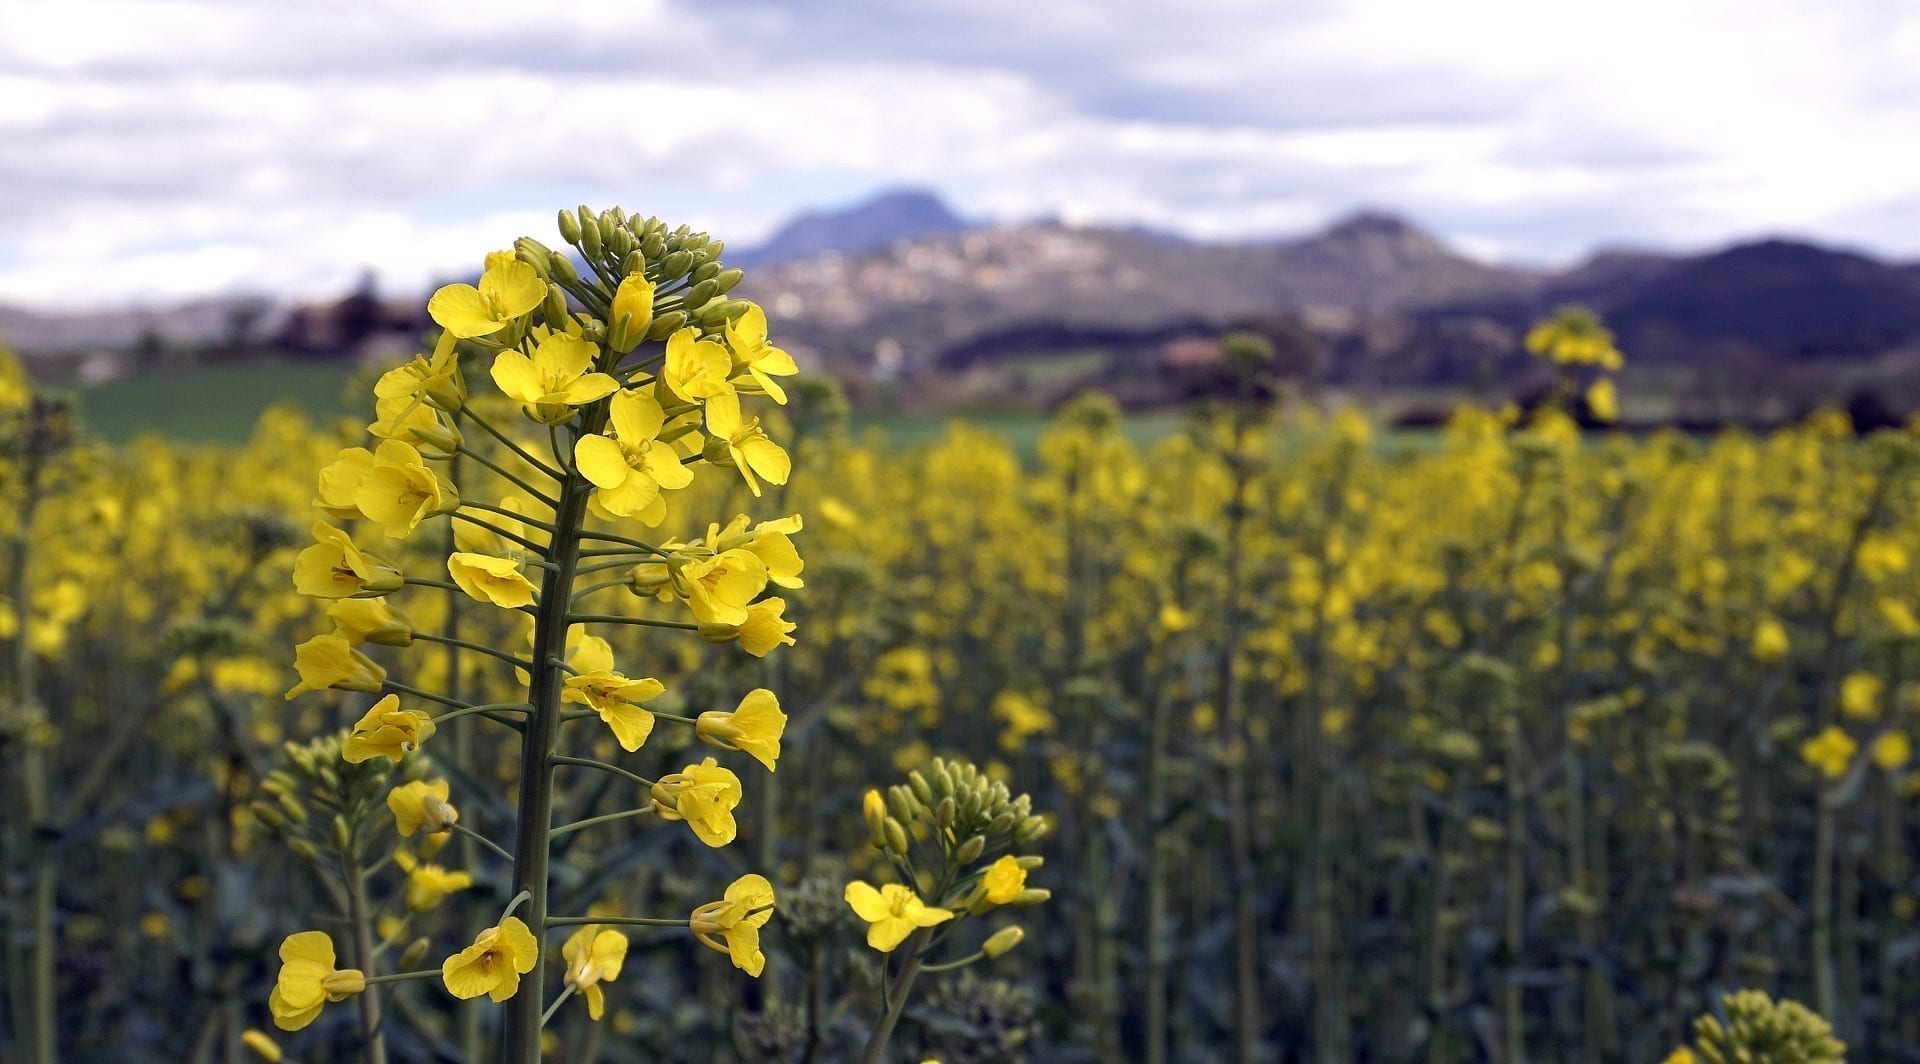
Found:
646,310 -> 688,342
954,834 -> 985,864
277,793 -> 307,824
884,817 -> 910,856
1010,888 -> 1051,907
330,815 -> 351,852
1014,816 -> 1049,844
556,209 -> 582,245
863,790 -> 888,848
659,250 -> 693,281
936,796 -> 956,830
909,771 -> 934,807
713,267 -> 744,295
548,252 -> 579,286
543,284 -> 570,329
287,837 -> 318,861
982,926 -> 1025,959
399,936 -> 432,969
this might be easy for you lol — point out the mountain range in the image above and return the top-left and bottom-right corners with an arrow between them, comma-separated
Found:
7,189 -> 1920,398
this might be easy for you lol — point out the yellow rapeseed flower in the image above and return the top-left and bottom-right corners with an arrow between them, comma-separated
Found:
695,688 -> 786,771
659,327 -> 734,403
268,931 -> 365,1031
561,926 -> 629,1019
341,695 -> 434,762
491,332 -> 619,423
428,252 -> 545,339
677,548 -> 768,626
354,440 -> 457,539
387,779 -> 457,836
703,391 -> 790,497
651,758 -> 743,847
441,917 -> 538,1002
696,598 -> 798,657
1840,672 -> 1883,720
575,389 -> 692,523
844,882 -> 953,952
723,304 -> 799,404
1802,726 -> 1857,780
690,873 -> 775,976
561,670 -> 666,751
1872,731 -> 1912,771
448,552 -> 538,609
284,634 -> 386,699
981,855 -> 1026,905
293,522 -> 401,599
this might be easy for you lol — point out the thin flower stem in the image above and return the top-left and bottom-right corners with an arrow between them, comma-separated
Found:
383,681 -> 472,710
547,915 -> 691,928
449,822 -> 514,863
920,951 -> 987,974
450,511 -> 549,556
567,614 -> 700,631
539,985 -> 577,1028
551,804 -> 656,837
576,547 -> 654,560
576,529 -> 669,556
464,500 -> 557,532
413,632 -> 535,670
570,579 -> 632,603
574,558 -> 642,577
459,409 -> 565,481
434,703 -> 532,728
550,755 -> 657,788
404,578 -> 466,594
361,970 -> 445,986
457,445 -> 559,507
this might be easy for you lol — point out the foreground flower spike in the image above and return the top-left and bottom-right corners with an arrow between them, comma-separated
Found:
691,874 -> 776,976
442,917 -> 539,1002
340,695 -> 435,763
268,932 -> 365,1031
695,688 -> 786,771
273,206 -> 805,1061
561,927 -> 629,1019
845,882 -> 953,953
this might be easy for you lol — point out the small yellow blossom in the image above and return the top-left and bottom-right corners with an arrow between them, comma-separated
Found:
269,931 -> 365,1031
341,695 -> 435,762
562,670 -> 666,751
388,779 -> 457,836
677,548 -> 768,626
1872,731 -> 1912,771
651,758 -> 743,847
428,252 -> 545,339
1840,672 -> 1883,720
703,392 -> 790,497
695,689 -> 786,771
396,851 -> 473,912
723,304 -> 799,403
448,552 -> 538,609
981,855 -> 1026,905
1802,725 -> 1857,780
562,927 -> 629,1019
441,917 -> 538,1002
659,327 -> 734,403
491,331 -> 620,423
575,389 -> 693,523
293,522 -> 401,599
844,881 -> 953,953
691,873 -> 775,976
697,598 -> 798,657
328,598 -> 413,647
284,634 -> 387,699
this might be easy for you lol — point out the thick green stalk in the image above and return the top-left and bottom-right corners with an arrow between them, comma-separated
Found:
11,455 -> 54,1064
860,926 -> 935,1064
1216,422 -> 1262,1064
1144,677 -> 1174,1064
344,852 -> 390,1064
501,421 -> 596,1063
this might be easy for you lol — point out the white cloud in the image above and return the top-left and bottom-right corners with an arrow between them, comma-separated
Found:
0,0 -> 1916,307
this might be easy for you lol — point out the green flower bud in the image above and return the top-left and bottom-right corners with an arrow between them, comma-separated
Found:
579,211 -> 603,259
330,815 -> 351,852
936,796 -> 956,830
885,817 -> 910,857
713,267 -> 744,294
982,926 -> 1024,959
548,252 -> 579,286
542,284 -> 569,329
909,770 -> 935,807
1010,888 -> 1050,907
659,250 -> 693,281
556,209 -> 582,245
1014,816 -> 1048,844
645,310 -> 688,342
287,837 -> 319,861
399,936 -> 432,970
954,834 -> 985,864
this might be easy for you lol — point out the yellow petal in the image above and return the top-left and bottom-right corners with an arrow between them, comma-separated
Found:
574,434 -> 632,490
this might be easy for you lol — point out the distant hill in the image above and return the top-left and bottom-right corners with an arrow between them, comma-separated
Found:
10,191 -> 1920,405
730,188 -> 973,267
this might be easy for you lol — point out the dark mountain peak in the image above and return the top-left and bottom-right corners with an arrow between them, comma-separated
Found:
1321,209 -> 1429,242
736,187 -> 971,267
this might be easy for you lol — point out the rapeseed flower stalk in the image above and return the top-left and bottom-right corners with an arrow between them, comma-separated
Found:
275,206 -> 801,1061
849,758 -> 1049,1063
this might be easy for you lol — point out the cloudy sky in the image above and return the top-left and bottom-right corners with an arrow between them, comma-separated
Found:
3,0 -> 1918,308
